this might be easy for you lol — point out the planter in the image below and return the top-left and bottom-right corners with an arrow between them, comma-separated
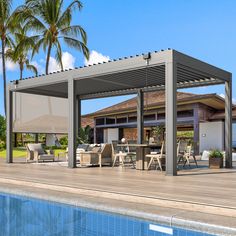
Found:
209,157 -> 223,169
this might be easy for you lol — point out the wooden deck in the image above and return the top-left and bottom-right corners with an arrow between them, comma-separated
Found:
0,158 -> 235,233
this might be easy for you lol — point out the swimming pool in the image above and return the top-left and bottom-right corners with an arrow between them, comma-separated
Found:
0,193 -> 213,236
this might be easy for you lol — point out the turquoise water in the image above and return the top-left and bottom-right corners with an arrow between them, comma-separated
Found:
0,193 -> 213,236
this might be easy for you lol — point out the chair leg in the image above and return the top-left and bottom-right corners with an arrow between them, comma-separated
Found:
112,156 -> 117,167
120,156 -> 125,168
131,156 -> 135,169
193,155 -> 198,167
157,158 -> 162,172
147,157 -> 154,170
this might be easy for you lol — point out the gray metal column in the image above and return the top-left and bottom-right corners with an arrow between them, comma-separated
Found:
193,105 -> 200,155
6,87 -> 13,163
76,95 -> 81,141
225,79 -> 232,168
137,89 -> 144,144
165,61 -> 177,176
93,121 -> 97,144
68,79 -> 77,168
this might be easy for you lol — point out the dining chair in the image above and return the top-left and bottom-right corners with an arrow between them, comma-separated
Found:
146,142 -> 165,171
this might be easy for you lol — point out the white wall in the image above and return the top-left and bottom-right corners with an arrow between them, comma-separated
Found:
103,128 -> 119,143
199,121 -> 224,153
233,123 -> 236,148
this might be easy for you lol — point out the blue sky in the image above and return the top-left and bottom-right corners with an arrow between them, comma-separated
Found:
1,0 -> 236,115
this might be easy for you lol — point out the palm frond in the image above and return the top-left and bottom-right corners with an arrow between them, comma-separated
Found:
25,61 -> 38,76
57,0 -> 83,29
60,25 -> 87,44
63,36 -> 89,60
54,40 -> 63,70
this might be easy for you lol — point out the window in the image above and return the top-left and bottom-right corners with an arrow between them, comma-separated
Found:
96,118 -> 105,126
117,117 -> 127,124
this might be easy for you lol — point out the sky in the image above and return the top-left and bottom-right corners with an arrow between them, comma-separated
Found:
1,0 -> 236,115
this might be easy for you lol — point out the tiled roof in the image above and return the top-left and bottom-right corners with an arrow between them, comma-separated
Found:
83,91 -> 223,117
81,117 -> 94,128
210,108 -> 236,120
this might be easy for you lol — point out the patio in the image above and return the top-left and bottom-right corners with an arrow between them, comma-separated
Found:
0,158 -> 235,233
6,49 -> 233,176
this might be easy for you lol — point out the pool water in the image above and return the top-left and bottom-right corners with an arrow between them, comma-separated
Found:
0,193 -> 213,236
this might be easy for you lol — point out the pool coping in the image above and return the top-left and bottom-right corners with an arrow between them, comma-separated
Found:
0,184 -> 235,236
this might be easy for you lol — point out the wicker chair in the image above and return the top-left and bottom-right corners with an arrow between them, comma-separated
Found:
26,143 -> 55,163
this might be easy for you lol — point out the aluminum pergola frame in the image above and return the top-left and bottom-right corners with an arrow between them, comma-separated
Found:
6,49 -> 233,176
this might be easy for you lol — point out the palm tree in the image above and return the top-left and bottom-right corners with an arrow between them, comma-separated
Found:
0,0 -> 18,115
19,0 -> 89,74
5,25 -> 38,80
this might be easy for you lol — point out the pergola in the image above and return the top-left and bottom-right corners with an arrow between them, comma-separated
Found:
6,49 -> 233,176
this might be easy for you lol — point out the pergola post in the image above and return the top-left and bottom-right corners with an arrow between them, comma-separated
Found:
137,89 -> 144,144
165,60 -> 177,176
68,79 -> 77,168
76,95 -> 81,141
93,123 -> 97,144
225,79 -> 232,168
193,104 -> 200,155
6,87 -> 13,163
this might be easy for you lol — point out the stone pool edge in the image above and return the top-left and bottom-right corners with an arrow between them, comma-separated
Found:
0,185 -> 235,236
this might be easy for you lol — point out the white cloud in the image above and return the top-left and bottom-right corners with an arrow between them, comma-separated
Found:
218,93 -> 236,104
48,51 -> 76,73
0,58 -> 18,74
84,50 -> 110,66
62,51 -> 75,70
219,93 -> 225,99
31,61 -> 44,74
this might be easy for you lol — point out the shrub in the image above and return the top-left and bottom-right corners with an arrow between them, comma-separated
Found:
209,149 -> 224,158
0,115 -> 6,142
0,141 -> 6,151
59,136 -> 68,146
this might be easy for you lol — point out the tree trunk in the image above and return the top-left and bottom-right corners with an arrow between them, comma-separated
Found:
45,42 -> 52,74
20,69 -> 23,80
1,38 -> 7,116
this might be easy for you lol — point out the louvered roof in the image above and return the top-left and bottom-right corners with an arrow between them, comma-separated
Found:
9,49 -> 231,99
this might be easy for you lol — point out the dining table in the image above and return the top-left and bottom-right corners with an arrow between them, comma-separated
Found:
117,143 -> 161,170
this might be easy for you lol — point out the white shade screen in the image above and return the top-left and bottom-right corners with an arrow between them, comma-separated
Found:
13,92 -> 68,134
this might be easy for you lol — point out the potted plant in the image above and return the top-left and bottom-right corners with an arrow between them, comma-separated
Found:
208,149 -> 224,169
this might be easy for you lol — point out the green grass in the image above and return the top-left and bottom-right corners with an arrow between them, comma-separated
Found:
0,148 -> 27,158
0,148 -> 65,158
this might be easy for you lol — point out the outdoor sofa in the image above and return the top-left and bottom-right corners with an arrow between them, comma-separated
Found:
66,144 -> 112,167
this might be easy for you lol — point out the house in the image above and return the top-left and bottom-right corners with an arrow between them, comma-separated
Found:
82,91 -> 236,154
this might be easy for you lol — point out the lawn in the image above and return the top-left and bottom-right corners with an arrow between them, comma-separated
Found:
0,148 -> 65,158
0,148 -> 27,158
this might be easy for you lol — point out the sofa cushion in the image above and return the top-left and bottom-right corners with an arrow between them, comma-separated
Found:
77,144 -> 89,151
27,144 -> 45,155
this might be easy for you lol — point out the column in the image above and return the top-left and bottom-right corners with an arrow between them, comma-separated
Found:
68,79 -> 77,168
225,79 -> 232,168
193,105 -> 200,155
137,89 -> 144,144
6,88 -> 13,163
35,133 -> 39,143
165,61 -> 177,176
93,121 -> 97,144
76,95 -> 81,141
